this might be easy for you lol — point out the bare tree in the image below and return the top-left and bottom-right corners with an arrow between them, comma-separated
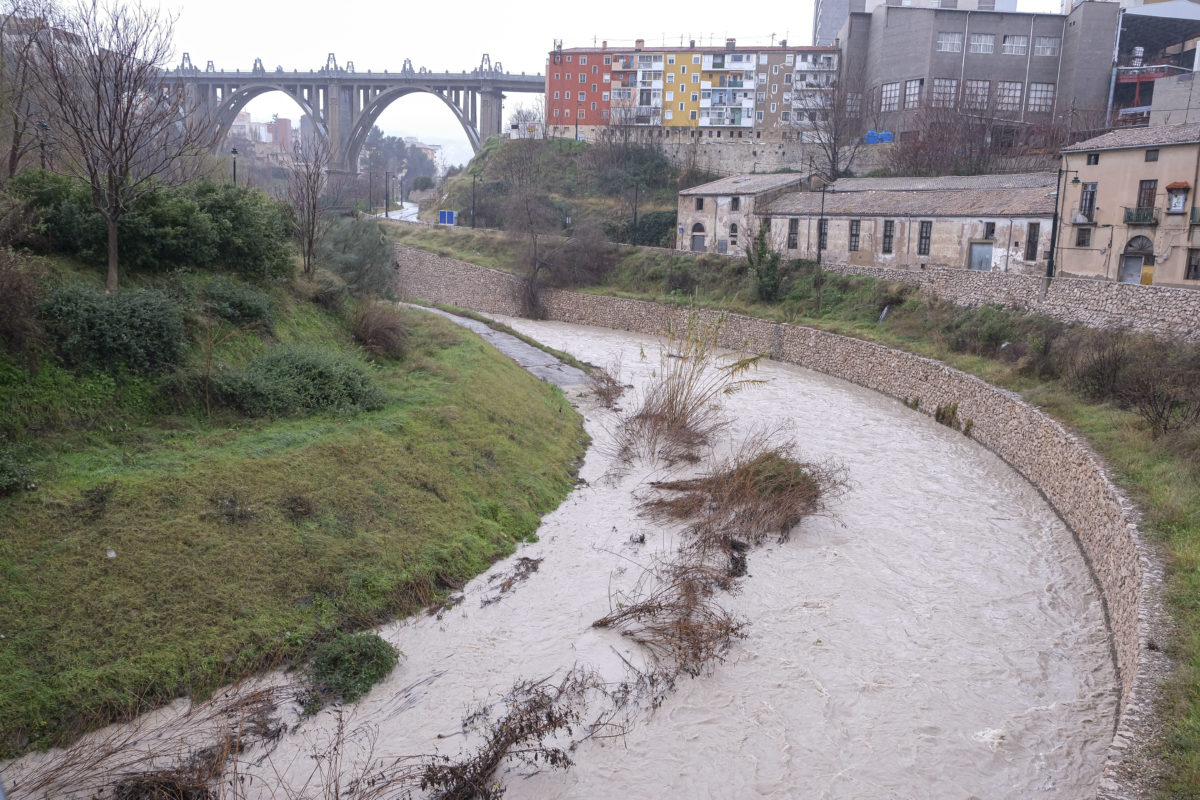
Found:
796,70 -> 865,180
885,106 -> 1003,176
284,132 -> 330,278
507,102 -> 543,139
34,0 -> 209,292
0,0 -> 52,179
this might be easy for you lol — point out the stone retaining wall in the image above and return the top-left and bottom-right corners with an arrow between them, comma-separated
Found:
395,242 -> 1167,798
827,261 -> 1200,342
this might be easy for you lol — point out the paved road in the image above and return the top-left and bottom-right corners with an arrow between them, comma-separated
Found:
379,202 -> 420,223
414,306 -> 589,388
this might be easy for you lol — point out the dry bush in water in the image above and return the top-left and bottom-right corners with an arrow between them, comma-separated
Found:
586,355 -> 625,409
619,313 -> 764,466
593,554 -> 747,678
419,668 -> 605,800
642,432 -> 847,548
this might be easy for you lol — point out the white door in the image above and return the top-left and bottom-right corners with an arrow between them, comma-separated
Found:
969,242 -> 993,271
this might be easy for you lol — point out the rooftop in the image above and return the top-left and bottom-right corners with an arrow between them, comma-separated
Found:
828,173 -> 1057,192
679,173 -> 809,196
766,183 -> 1056,218
1063,122 -> 1200,152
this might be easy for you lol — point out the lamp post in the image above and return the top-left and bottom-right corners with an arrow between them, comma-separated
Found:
35,121 -> 49,170
385,171 -> 391,217
1045,165 -> 1081,279
471,171 -> 477,228
231,147 -> 238,185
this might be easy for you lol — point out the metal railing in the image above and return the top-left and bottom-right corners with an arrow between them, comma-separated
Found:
1123,206 -> 1159,225
1192,207 -> 1200,225
1070,207 -> 1096,224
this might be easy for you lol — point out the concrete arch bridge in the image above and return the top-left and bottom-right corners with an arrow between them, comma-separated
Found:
169,53 -> 544,172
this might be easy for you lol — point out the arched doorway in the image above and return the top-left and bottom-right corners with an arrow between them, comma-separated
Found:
1120,235 -> 1154,284
691,223 -> 706,252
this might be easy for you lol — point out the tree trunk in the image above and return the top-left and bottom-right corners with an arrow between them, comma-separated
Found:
106,216 -> 119,293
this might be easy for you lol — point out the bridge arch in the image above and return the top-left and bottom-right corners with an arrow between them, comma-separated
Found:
210,83 -> 327,146
345,86 -> 481,171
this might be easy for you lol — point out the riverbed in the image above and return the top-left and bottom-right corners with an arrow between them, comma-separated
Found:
3,315 -> 1118,799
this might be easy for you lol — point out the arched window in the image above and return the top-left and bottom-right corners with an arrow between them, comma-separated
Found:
690,223 -> 706,252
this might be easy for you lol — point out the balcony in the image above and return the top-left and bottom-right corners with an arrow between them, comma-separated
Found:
1123,206 -> 1160,225
1070,208 -> 1096,225
1192,207 -> 1200,225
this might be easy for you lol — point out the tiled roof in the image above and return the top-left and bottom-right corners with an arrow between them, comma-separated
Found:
1062,122 -> 1200,152
679,173 -> 809,196
828,172 -> 1057,192
765,185 -> 1055,217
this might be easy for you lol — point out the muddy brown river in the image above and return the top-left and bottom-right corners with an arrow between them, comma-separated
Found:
3,316 -> 1118,799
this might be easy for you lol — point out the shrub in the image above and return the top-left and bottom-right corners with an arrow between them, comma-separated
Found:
204,276 -> 274,331
1062,328 -> 1130,402
305,632 -> 399,708
219,346 -> 385,416
317,215 -> 395,298
38,286 -> 185,374
0,447 -> 32,494
0,248 -> 44,358
351,302 -> 408,360
190,181 -> 293,280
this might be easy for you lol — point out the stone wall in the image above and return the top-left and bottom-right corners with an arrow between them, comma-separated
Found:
827,261 -> 1200,342
394,242 -> 1167,799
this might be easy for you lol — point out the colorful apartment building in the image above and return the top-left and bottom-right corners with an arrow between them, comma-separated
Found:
545,40 -> 840,142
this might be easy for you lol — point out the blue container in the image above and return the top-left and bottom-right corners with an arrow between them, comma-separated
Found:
865,129 -> 879,144
879,130 -> 894,143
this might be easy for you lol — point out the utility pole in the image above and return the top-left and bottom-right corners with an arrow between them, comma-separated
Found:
385,171 -> 391,216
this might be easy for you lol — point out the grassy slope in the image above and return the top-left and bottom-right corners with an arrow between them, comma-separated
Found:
392,224 -> 1200,798
0,281 -> 587,757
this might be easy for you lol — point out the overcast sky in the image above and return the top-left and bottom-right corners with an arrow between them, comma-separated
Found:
156,0 -> 1062,167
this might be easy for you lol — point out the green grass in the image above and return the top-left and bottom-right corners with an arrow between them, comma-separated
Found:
0,273 -> 587,758
395,226 -> 1200,798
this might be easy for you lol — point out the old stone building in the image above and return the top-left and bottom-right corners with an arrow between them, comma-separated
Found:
678,173 -> 1055,273
676,173 -> 810,256
1058,122 -> 1200,286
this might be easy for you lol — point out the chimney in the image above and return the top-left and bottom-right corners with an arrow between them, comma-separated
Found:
635,38 -> 644,51
780,39 -> 787,47
602,40 -> 607,49
725,38 -> 736,50
689,39 -> 695,48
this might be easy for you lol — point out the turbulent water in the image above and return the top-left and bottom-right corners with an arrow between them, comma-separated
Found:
3,316 -> 1118,799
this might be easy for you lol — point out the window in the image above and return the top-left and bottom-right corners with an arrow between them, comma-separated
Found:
580,56 -> 587,65
690,110 -> 697,120
758,73 -> 766,84
1027,82 -> 1054,112
771,84 -> 778,94
592,83 -> 597,92
936,31 -> 963,52
770,103 -> 777,112
579,74 -> 586,83
996,81 -> 1022,112
963,79 -> 989,111
591,102 -> 596,110
604,56 -> 611,65
1002,35 -> 1028,55
1188,249 -> 1200,281
602,91 -> 609,101
695,197 -> 704,211
785,54 -> 794,66
760,54 -> 768,64
757,91 -> 765,102
691,93 -> 698,102
1079,182 -> 1097,220
730,223 -> 738,246
692,74 -> 699,83
983,221 -> 995,239
932,78 -> 958,108
781,111 -> 791,121
579,93 -> 586,102
565,91 -> 571,100
918,221 -> 932,255
665,110 -> 673,120
1033,36 -> 1060,56
788,218 -> 799,249
1025,222 -> 1040,260
665,91 -> 674,101
756,110 -> 764,121
554,91 -> 560,99
969,34 -> 995,54
849,220 -> 861,251
784,73 -> 793,84
667,55 -> 675,64
905,79 -> 923,109
1145,149 -> 1159,162
1086,153 -> 1099,165
731,196 -> 740,210
553,108 -> 559,117
1137,179 -> 1157,209
817,218 -> 828,250
1076,227 -> 1091,247
772,64 -> 779,75
566,56 -> 572,63
882,220 -> 895,254
880,82 -> 901,112
679,102 -> 684,111
693,55 -> 701,64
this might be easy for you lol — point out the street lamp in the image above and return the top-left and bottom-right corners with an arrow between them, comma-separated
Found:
231,147 -> 238,185
1045,165 -> 1081,279
35,121 -> 49,170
